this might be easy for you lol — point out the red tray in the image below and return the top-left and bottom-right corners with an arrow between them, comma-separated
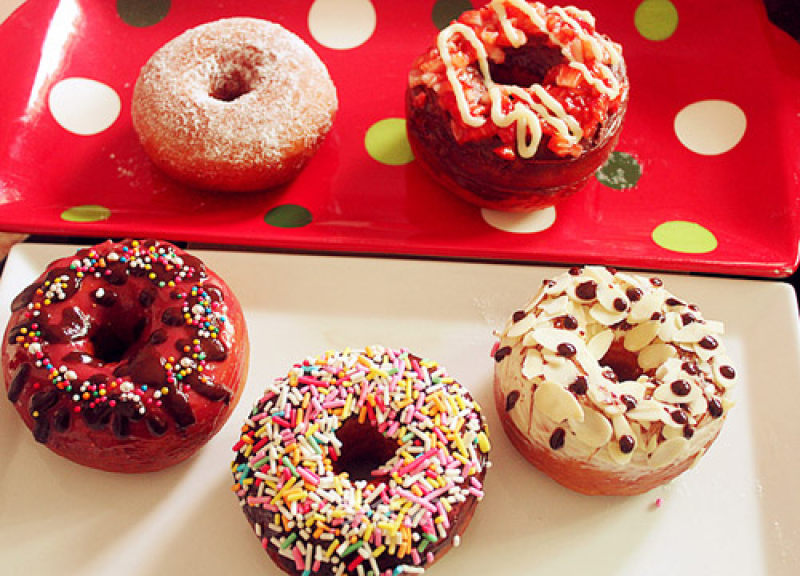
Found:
1,0 -> 799,276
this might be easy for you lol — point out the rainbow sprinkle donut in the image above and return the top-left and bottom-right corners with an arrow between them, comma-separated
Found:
231,346 -> 491,576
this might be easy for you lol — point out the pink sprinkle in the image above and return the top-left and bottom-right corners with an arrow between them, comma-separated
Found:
655,498 -> 664,508
292,546 -> 304,570
298,467 -> 320,486
411,549 -> 421,565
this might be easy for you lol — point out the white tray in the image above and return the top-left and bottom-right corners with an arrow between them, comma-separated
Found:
1,244 -> 798,576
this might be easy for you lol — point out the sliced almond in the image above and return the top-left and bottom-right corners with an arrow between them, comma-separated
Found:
637,343 -> 677,372
589,303 -> 626,326
534,379 -> 584,423
569,407 -> 612,448
586,329 -> 614,360
521,349 -> 544,380
648,437 -> 689,468
624,320 -> 660,352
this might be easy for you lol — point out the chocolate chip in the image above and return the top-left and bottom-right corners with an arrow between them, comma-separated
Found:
670,379 -> 691,396
681,312 -> 697,325
613,297 -> 628,312
161,307 -> 185,327
650,277 -> 663,287
512,310 -> 527,323
575,280 -> 597,300
549,428 -> 566,450
708,397 -> 723,418
149,329 -> 168,345
720,365 -> 736,379
568,267 -> 581,276
665,297 -> 683,307
625,287 -> 643,302
568,376 -> 588,395
671,410 -> 688,425
650,312 -> 663,321
681,362 -> 700,376
557,343 -> 576,358
620,394 -> 637,411
494,345 -> 512,362
606,266 -> 618,275
683,425 -> 695,439
619,435 -> 635,453
560,315 -> 578,330
699,336 -> 718,350
505,390 -> 521,412
33,415 -> 51,443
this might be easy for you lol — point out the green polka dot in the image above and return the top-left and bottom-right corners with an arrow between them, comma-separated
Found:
117,0 -> 171,27
264,204 -> 312,228
635,0 -> 678,41
364,118 -> 414,166
652,221 -> 717,254
595,151 -> 642,189
61,204 -> 111,223
432,0 -> 472,30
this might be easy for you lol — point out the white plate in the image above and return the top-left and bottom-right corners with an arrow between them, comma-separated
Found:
1,244 -> 798,576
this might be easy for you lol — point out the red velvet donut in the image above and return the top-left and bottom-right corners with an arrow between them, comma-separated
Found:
2,239 -> 249,473
407,0 -> 629,212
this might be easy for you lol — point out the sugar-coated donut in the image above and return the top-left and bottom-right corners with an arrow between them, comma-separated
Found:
493,266 -> 736,495
132,18 -> 338,192
407,0 -> 628,211
232,346 -> 491,576
3,239 -> 249,473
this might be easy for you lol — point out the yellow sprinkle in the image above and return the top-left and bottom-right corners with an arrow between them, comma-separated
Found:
326,540 -> 339,559
362,522 -> 374,543
477,431 -> 491,453
373,545 -> 385,558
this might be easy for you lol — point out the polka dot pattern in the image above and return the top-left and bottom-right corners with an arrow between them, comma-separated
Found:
635,0 -> 679,41
308,0 -> 376,50
5,0 -> 777,276
60,205 -> 112,223
432,0 -> 472,30
364,118 -> 414,166
674,100 -> 747,155
264,204 -> 313,228
48,78 -> 121,136
116,0 -> 171,27
652,221 -> 718,254
595,151 -> 642,189
482,206 -> 557,234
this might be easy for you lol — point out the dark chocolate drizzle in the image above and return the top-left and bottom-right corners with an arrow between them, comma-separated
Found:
5,239 -> 235,444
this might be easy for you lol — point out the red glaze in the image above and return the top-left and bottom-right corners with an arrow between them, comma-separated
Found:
2,239 -> 249,473
406,1 -> 629,212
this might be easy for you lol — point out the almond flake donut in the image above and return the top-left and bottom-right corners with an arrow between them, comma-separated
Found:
493,266 -> 736,495
132,18 -> 338,191
2,239 -> 249,473
231,346 -> 491,576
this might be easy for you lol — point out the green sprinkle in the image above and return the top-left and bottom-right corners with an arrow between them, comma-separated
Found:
423,533 -> 437,542
342,540 -> 364,557
283,456 -> 298,477
280,532 -> 298,550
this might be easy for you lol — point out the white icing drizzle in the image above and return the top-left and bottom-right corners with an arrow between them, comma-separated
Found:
436,0 -> 623,158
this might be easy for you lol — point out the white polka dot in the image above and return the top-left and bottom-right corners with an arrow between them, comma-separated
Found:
48,77 -> 121,135
482,206 -> 557,233
308,0 -> 376,50
674,100 -> 746,155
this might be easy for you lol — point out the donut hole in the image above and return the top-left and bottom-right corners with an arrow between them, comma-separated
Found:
209,53 -> 262,102
90,312 -> 147,364
599,341 -> 643,382
488,41 -> 564,88
333,418 -> 401,484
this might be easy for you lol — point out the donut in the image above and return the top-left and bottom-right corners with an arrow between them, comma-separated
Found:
132,18 -> 338,192
2,239 -> 249,473
493,266 -> 736,495
231,346 -> 491,576
406,0 -> 629,212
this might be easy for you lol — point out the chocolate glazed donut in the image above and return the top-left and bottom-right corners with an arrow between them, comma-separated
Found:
3,239 -> 249,473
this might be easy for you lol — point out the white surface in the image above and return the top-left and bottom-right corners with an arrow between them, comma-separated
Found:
0,244 -> 799,576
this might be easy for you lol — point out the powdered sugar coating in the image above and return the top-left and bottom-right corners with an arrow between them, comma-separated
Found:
132,18 -> 338,191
